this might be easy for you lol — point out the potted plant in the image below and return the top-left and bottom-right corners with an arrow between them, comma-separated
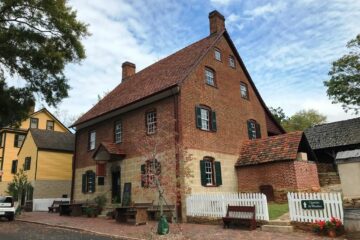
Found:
313,217 -> 344,237
94,194 -> 107,215
85,206 -> 96,218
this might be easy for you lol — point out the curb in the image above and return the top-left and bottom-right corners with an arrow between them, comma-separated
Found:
16,219 -> 145,240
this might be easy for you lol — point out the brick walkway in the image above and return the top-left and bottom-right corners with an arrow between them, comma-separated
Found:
17,212 -> 336,240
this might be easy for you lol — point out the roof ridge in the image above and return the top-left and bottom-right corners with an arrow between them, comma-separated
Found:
311,116 -> 360,128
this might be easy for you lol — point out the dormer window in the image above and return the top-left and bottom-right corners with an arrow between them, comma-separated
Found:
214,49 -> 221,61
229,55 -> 235,68
205,68 -> 215,86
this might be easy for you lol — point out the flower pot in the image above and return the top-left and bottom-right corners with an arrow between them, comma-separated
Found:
328,229 -> 336,238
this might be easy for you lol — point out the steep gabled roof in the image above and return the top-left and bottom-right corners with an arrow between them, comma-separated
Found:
305,117 -> 360,150
236,132 -> 314,167
30,129 -> 74,152
73,32 -> 223,126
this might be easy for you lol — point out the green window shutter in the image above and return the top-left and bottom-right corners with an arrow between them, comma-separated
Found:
255,123 -> 261,139
247,120 -> 253,139
195,106 -> 202,129
200,160 -> 207,186
82,174 -> 87,193
211,111 -> 217,131
141,164 -> 146,187
88,171 -> 96,193
215,161 -> 222,186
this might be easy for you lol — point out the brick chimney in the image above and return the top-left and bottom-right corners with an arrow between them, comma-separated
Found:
209,10 -> 225,35
122,61 -> 136,82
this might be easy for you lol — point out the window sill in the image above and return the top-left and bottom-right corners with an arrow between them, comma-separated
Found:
205,83 -> 218,89
203,185 -> 218,187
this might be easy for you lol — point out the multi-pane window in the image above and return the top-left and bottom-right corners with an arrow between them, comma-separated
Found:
195,106 -> 217,132
11,160 -> 18,174
200,108 -> 210,131
82,170 -> 96,193
247,120 -> 261,140
200,157 -> 222,187
30,118 -> 38,129
204,160 -> 213,186
46,120 -> 54,130
88,131 -> 96,150
14,134 -> 25,148
24,157 -> 31,171
240,82 -> 249,99
229,55 -> 235,68
141,159 -> 161,188
214,49 -> 221,61
205,68 -> 215,86
146,111 -> 157,134
114,121 -> 122,143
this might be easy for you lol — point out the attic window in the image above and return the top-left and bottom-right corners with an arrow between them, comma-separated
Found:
240,82 -> 249,99
229,55 -> 235,68
247,120 -> 261,140
46,120 -> 54,131
30,118 -> 38,129
214,49 -> 221,61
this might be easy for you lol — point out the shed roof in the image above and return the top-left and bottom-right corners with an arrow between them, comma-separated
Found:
30,129 -> 74,152
236,132 -> 313,167
305,117 -> 360,150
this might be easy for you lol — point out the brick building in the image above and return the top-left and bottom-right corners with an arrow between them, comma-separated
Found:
71,11 -> 317,220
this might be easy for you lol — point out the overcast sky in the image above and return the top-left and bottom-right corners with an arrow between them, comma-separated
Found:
32,0 -> 360,125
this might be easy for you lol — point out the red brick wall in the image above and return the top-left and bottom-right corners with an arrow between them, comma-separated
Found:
75,97 -> 176,169
236,160 -> 320,193
179,35 -> 277,155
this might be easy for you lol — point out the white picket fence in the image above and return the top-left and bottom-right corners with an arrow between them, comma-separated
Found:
186,192 -> 269,221
288,192 -> 343,222
33,198 -> 70,211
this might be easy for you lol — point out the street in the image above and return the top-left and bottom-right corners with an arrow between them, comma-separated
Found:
0,219 -> 118,240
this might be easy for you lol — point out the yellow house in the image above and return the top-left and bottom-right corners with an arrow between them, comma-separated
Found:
17,129 -> 74,198
0,108 -> 71,196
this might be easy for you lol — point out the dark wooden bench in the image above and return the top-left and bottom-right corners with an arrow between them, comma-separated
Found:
48,200 -> 69,213
116,202 -> 153,225
59,203 -> 83,216
147,205 -> 175,222
222,205 -> 256,230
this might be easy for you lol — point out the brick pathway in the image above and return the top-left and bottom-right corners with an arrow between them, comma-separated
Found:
17,212 -> 337,240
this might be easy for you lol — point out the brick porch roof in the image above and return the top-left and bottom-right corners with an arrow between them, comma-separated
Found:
236,131 -> 304,167
73,31 -> 223,126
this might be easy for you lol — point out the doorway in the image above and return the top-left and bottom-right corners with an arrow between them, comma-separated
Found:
111,168 -> 121,203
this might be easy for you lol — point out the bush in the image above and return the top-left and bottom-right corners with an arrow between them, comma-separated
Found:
313,217 -> 344,236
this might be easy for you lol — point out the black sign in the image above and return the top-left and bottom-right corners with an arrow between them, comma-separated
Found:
301,200 -> 324,210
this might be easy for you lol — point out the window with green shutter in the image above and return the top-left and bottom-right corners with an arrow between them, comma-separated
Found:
82,170 -> 96,193
200,157 -> 222,187
195,106 -> 217,132
247,119 -> 260,139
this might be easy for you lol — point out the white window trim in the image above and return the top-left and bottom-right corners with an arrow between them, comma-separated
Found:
89,131 -> 96,150
240,83 -> 248,99
215,49 -> 221,61
205,69 -> 215,86
200,108 -> 210,131
146,111 -> 157,134
250,122 -> 257,139
205,160 -> 214,186
115,121 -> 122,143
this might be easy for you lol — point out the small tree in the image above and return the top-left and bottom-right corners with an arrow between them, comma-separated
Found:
283,109 -> 327,132
6,169 -> 32,206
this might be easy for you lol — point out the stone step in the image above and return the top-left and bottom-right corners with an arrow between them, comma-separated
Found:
267,220 -> 291,226
261,225 -> 294,233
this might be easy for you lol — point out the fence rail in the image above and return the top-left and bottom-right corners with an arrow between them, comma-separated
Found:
288,192 -> 343,222
186,192 -> 269,221
33,198 -> 70,212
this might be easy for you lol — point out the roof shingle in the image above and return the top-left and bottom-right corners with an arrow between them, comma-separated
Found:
305,117 -> 360,150
236,132 -> 304,167
30,129 -> 74,152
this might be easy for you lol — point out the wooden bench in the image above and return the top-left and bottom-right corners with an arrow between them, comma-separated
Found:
59,203 -> 83,216
222,205 -> 256,230
147,205 -> 175,222
116,202 -> 153,225
48,200 -> 69,213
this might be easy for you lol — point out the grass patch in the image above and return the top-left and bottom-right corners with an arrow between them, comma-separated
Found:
268,203 -> 289,220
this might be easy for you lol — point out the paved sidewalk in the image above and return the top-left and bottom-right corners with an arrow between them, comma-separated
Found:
17,212 -> 336,240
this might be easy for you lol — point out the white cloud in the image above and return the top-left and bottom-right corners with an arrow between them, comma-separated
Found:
244,2 -> 286,18
210,0 -> 233,6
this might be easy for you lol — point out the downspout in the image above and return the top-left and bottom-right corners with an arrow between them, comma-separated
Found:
172,87 -> 181,221
70,129 -> 78,202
